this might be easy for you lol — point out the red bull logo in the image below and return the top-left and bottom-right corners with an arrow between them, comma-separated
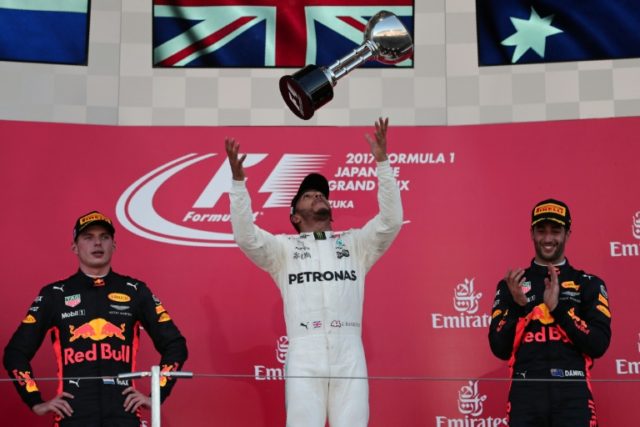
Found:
567,308 -> 590,334
495,309 -> 509,332
64,343 -> 131,365
65,318 -> 131,365
159,363 -> 178,387
69,318 -> 126,342
12,369 -> 39,393
523,325 -> 571,344
529,303 -> 554,325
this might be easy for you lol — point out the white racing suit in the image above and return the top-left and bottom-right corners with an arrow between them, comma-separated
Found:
230,160 -> 402,427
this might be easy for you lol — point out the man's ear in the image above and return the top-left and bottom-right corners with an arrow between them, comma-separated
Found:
71,242 -> 78,255
290,214 -> 301,226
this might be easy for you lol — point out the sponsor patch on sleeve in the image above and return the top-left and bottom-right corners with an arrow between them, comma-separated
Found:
596,304 -> 611,318
599,284 -> 608,299
12,370 -> 39,392
22,314 -> 37,324
598,293 -> 609,307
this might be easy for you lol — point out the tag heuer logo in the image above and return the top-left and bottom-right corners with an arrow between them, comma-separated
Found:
65,294 -> 81,308
520,281 -> 532,294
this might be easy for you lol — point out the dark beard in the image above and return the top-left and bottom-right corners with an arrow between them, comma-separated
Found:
535,241 -> 566,264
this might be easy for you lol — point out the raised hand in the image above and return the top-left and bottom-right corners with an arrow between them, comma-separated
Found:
505,268 -> 528,307
364,117 -> 389,162
543,264 -> 560,311
225,137 -> 247,181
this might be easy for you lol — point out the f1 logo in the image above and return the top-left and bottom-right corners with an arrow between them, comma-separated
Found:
116,153 -> 328,247
287,82 -> 305,117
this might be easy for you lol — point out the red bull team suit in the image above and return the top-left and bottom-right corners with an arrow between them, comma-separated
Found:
230,160 -> 403,427
488,260 -> 611,427
3,270 -> 188,427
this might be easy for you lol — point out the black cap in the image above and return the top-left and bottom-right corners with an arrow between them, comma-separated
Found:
73,211 -> 115,240
531,199 -> 571,229
290,173 -> 329,214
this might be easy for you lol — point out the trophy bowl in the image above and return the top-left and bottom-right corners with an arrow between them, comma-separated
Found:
279,10 -> 413,120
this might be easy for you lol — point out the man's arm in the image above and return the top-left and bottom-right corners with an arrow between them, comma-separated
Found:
226,137 -> 283,274
4,286 -> 75,418
137,284 -> 188,404
356,118 -> 403,271
3,286 -> 63,411
551,275 -> 612,358
488,279 -> 526,360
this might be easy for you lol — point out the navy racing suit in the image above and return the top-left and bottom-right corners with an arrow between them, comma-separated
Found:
3,270 -> 188,427
488,259 -> 611,427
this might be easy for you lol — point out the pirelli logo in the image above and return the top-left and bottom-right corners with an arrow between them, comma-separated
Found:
534,203 -> 566,216
79,213 -> 111,225
108,293 -> 131,303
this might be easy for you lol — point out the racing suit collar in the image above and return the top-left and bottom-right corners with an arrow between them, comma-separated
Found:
299,230 -> 336,240
529,258 -> 571,275
76,269 -> 113,287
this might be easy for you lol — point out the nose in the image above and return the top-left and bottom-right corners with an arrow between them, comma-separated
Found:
542,231 -> 555,242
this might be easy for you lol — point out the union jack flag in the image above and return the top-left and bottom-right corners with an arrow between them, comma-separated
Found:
153,0 -> 413,67
0,0 -> 89,65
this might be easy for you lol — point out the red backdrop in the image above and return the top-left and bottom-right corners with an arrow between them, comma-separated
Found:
0,117 -> 638,426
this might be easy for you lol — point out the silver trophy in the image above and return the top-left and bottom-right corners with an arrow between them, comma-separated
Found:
279,10 -> 413,120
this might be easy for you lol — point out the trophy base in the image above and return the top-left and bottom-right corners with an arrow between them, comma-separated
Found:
279,65 -> 334,120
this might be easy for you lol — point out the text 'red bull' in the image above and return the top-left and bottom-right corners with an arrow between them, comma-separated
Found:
64,343 -> 131,365
523,326 -> 571,344
66,318 -> 130,365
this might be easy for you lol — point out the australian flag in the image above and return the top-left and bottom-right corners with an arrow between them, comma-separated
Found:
0,0 -> 89,65
476,0 -> 640,66
153,0 -> 413,68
